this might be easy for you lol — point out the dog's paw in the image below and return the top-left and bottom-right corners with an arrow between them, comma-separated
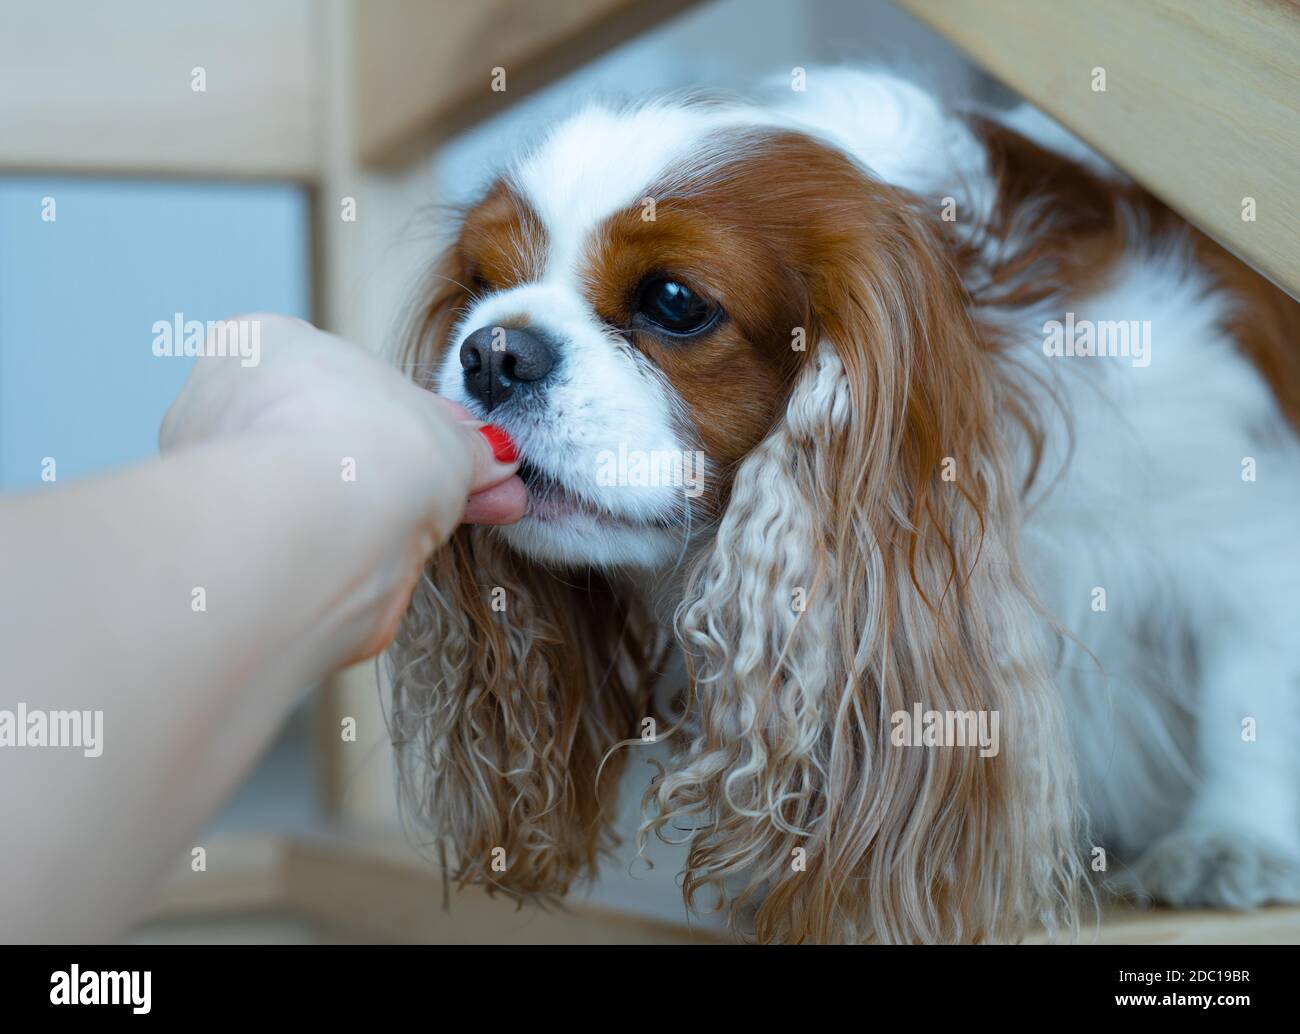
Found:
1112,825 -> 1300,909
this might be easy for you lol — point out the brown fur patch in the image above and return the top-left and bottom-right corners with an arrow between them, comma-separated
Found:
398,181 -> 547,389
581,128 -> 1010,506
583,181 -> 809,474
459,180 -> 548,292
1196,238 -> 1300,428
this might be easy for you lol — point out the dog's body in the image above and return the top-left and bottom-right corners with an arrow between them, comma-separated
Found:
390,70 -> 1300,941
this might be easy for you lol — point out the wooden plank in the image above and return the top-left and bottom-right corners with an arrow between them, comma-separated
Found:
138,832 -> 1300,943
0,0 -> 319,179
355,0 -> 702,167
282,834 -> 729,944
139,831 -> 728,944
895,0 -> 1300,299
1070,905 -> 1300,945
138,833 -> 288,920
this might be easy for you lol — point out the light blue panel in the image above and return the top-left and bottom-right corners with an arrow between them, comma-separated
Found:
0,177 -> 311,489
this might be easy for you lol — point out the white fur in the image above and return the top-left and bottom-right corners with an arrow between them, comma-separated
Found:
439,281 -> 690,567
772,68 -> 998,220
1014,248 -> 1300,902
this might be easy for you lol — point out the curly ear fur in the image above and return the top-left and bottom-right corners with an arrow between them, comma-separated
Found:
388,246 -> 660,900
388,530 -> 659,898
641,183 -> 1082,943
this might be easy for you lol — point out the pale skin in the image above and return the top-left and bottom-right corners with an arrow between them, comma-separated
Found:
0,315 -> 525,942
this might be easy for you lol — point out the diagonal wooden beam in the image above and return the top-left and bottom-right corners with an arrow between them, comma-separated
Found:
895,0 -> 1300,300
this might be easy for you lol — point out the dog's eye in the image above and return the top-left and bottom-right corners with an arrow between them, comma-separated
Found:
636,278 -> 718,336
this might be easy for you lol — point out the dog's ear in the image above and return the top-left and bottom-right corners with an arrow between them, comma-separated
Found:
388,248 -> 658,900
389,531 -> 657,898
645,172 -> 1081,942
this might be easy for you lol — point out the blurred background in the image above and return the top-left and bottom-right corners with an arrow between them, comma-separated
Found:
3,0 -> 1293,944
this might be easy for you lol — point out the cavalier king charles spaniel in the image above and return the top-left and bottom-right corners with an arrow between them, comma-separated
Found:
387,69 -> 1300,943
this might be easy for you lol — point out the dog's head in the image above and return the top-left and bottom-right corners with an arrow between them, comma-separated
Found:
425,103 -> 827,569
390,74 -> 1079,943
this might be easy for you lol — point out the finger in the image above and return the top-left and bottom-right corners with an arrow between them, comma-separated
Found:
462,477 -> 528,525
460,422 -> 520,494
429,393 -> 474,422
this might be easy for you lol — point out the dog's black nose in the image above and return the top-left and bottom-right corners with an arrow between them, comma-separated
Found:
459,325 -> 556,411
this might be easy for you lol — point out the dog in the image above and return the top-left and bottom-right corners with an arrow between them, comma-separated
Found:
387,69 -> 1300,943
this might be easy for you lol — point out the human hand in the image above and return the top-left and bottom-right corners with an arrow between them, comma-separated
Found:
159,314 -> 526,662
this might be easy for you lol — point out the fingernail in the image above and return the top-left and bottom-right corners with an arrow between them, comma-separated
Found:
478,424 -> 518,463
